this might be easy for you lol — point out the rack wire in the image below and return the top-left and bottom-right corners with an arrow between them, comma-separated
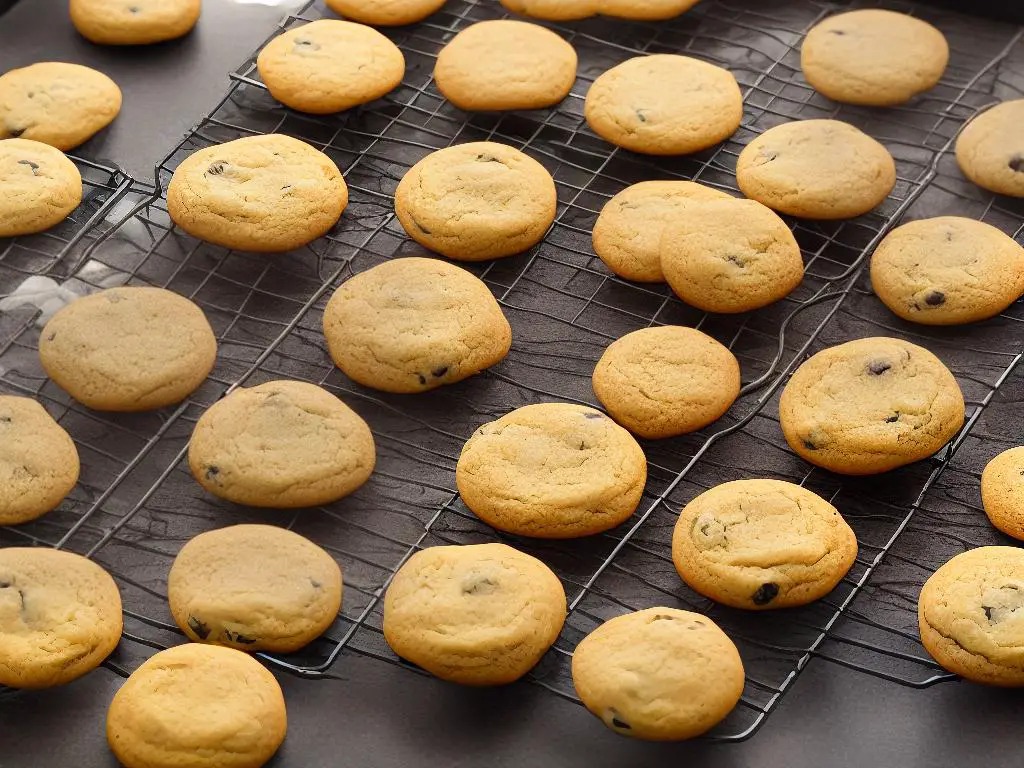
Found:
2,0 -> 1023,742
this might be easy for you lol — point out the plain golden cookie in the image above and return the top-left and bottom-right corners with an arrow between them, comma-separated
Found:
801,10 -> 948,106
456,402 -> 647,538
434,21 -> 576,111
0,138 -> 82,237
870,216 -> 1024,325
779,337 -> 964,475
572,607 -> 744,740
394,141 -> 556,261
325,0 -> 445,25
323,257 -> 512,393
981,447 -> 1024,540
955,100 -> 1024,198
0,547 -> 122,688
188,380 -> 375,508
106,644 -> 287,768
500,0 -> 597,21
70,0 -> 201,45
599,0 -> 698,20
257,20 -> 405,114
736,119 -> 896,219
383,543 -> 566,685
592,326 -> 740,439
585,55 -> 742,155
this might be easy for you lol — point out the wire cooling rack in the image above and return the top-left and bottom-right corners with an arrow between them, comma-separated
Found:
1,0 -> 1023,742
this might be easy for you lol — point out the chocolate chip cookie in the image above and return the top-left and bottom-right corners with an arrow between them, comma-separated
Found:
956,99 -> 1024,198
0,138 -> 82,237
70,0 -> 201,45
981,447 -> 1024,541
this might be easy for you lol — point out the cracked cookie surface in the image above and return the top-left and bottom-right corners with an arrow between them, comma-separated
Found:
981,447 -> 1024,541
955,99 -> 1024,198
70,0 -> 201,45
0,138 -> 82,237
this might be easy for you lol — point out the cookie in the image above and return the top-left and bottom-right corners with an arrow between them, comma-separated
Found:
256,20 -> 405,114
671,479 -> 857,610
39,286 -> 217,412
736,119 -> 896,219
70,0 -> 201,45
188,380 -> 375,508
981,447 -> 1024,540
779,337 -> 964,475
919,546 -> 1024,686
801,10 -> 948,106
434,21 -> 576,112
592,180 -> 730,283
455,403 -> 647,538
955,99 -> 1024,198
394,142 -> 556,261
0,547 -> 122,688
383,543 -> 565,685
0,138 -> 82,237
0,62 -> 120,151
322,257 -> 512,393
600,0 -> 698,19
592,326 -> 740,439
870,216 -> 1024,325
499,0 -> 597,21
660,197 -> 804,312
106,644 -> 287,768
168,524 -> 342,653
585,55 -> 743,155
166,133 -> 348,252
324,0 -> 445,25
572,607 -> 744,740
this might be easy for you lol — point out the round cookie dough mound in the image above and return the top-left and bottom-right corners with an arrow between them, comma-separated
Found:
0,547 -> 122,688
257,20 -> 405,114
0,138 -> 83,237
383,543 -> 566,685
981,447 -> 1024,540
600,0 -> 699,20
584,55 -> 742,155
168,524 -> 343,653
434,21 -> 577,112
0,62 -> 121,151
500,0 -> 597,21
188,380 -> 375,507
455,402 -> 647,538
779,337 -> 964,475
39,286 -> 217,412
394,142 -> 556,261
166,133 -> 348,252
70,0 -> 201,45
592,180 -> 730,283
870,216 -> 1024,325
572,607 -> 744,740
592,326 -> 740,439
325,0 -> 446,25
660,197 -> 804,312
919,546 -> 1024,686
671,479 -> 857,610
736,119 -> 896,219
106,644 -> 287,768
0,396 -> 79,525
323,257 -> 512,393
955,100 -> 1024,198
801,10 -> 948,106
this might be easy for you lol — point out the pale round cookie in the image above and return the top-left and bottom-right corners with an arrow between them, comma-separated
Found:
455,403 -> 647,538
870,216 -> 1024,325
981,447 -> 1024,540
256,20 -> 405,114
585,55 -> 743,155
956,100 -> 1024,198
671,479 -> 857,610
0,138 -> 82,237
0,547 -> 122,688
572,607 -> 744,740
39,287 -> 217,412
592,180 -> 731,283
325,0 -> 445,25
0,396 -> 79,525
779,337 -> 964,475
106,644 -> 287,768
801,10 -> 948,106
592,326 -> 740,439
322,257 -> 512,393
70,0 -> 201,45
168,524 -> 342,653
188,380 -> 375,508
500,0 -> 597,21
166,134 -> 348,252
434,21 -> 577,112
394,142 -> 556,261
599,0 -> 698,20
919,546 -> 1024,686
383,543 -> 566,685
660,198 -> 804,312
736,119 -> 896,219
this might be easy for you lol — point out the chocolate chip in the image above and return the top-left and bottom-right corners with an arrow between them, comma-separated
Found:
0,416 -> 10,423
187,616 -> 211,639
579,440 -> 586,450
281,185 -> 292,191
432,366 -> 449,378
924,290 -> 945,306
885,413 -> 900,423
205,465 -> 219,480
583,412 -> 603,419
224,629 -> 257,645
206,163 -> 226,176
46,332 -> 56,341
463,577 -> 497,595
828,29 -> 846,35
984,605 -> 994,621
802,438 -> 817,450
758,150 -> 778,163
867,360 -> 891,376
7,127 -> 25,138
17,159 -> 39,175
726,254 -> 746,267
651,614 -> 675,622
128,5 -> 140,12
417,373 -> 427,385
634,108 -> 647,123
752,582 -> 779,605
475,154 -> 501,163
607,709 -> 631,730
944,231 -> 953,243
1009,154 -> 1024,173
294,38 -> 320,50
0,581 -> 10,589
310,578 -> 322,589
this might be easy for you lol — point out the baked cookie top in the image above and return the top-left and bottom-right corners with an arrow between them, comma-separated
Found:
956,99 -> 1024,198
70,0 -> 201,45
600,0 -> 698,20
0,138 -> 83,238
500,0 -> 597,21
325,0 -> 446,26
981,447 -> 1024,541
